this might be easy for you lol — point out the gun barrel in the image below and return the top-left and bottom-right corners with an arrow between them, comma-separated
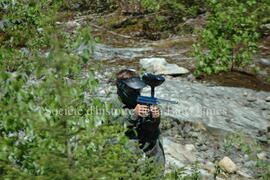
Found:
137,96 -> 178,104
156,98 -> 178,104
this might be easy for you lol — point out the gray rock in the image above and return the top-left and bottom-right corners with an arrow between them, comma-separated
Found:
218,156 -> 238,173
163,137 -> 197,167
20,48 -> 30,55
260,23 -> 270,30
257,152 -> 268,160
237,170 -> 253,179
66,21 -> 81,28
37,28 -> 44,33
266,96 -> 270,102
247,97 -> 257,102
202,161 -> 216,174
184,144 -> 196,151
187,74 -> 196,81
153,80 -> 270,137
77,43 -> 152,60
259,58 -> 270,66
244,160 -> 256,168
0,20 -> 11,30
140,58 -> 189,75
258,71 -> 268,76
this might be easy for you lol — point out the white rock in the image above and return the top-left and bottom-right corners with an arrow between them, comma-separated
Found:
265,96 -> 270,102
247,97 -> 257,102
257,152 -> 267,160
260,58 -> 270,66
66,21 -> 80,28
163,137 -> 197,166
218,157 -> 238,173
140,58 -> 189,75
237,170 -> 253,178
56,21 -> 63,25
185,144 -> 196,151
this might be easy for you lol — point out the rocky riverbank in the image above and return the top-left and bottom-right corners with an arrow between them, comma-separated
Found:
65,12 -> 270,179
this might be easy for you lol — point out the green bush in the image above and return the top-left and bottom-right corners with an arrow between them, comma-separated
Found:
59,0 -> 117,12
193,0 -> 270,75
0,1 -> 163,178
0,0 -> 58,49
0,27 -> 163,179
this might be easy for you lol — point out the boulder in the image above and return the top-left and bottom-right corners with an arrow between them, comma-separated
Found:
140,58 -> 189,75
218,157 -> 238,173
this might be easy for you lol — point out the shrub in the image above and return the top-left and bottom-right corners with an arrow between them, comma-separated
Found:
193,0 -> 270,75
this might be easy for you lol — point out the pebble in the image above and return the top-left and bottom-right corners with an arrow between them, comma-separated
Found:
247,97 -> 257,102
185,144 -> 196,151
237,170 -> 253,178
203,161 -> 216,174
199,145 -> 208,152
66,21 -> 81,28
242,92 -> 249,97
218,156 -> 238,173
257,152 -> 268,160
244,160 -> 256,168
258,71 -> 268,76
265,96 -> 270,102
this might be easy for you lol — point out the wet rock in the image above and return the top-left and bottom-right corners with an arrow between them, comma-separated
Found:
265,96 -> 270,102
140,58 -> 189,75
218,157 -> 238,173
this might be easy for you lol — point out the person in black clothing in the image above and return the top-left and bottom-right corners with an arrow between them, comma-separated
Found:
115,69 -> 165,174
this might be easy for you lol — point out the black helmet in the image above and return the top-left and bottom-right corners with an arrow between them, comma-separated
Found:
116,77 -> 146,109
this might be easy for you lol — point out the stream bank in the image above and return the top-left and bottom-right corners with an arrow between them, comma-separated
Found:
66,12 -> 270,179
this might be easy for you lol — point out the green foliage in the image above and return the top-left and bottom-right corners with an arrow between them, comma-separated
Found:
139,0 -> 161,11
0,0 -> 58,49
0,28 -> 162,178
138,0 -> 205,17
59,0 -> 117,12
164,162 -> 201,180
193,0 -> 270,75
254,157 -> 270,179
0,2 -> 162,179
223,133 -> 262,154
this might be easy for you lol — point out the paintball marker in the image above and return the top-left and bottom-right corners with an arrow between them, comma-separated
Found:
137,73 -> 178,105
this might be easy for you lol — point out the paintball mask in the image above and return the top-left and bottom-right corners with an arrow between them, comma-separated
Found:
116,77 -> 147,109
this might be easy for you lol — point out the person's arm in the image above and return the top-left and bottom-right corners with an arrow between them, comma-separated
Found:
119,109 -> 138,128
